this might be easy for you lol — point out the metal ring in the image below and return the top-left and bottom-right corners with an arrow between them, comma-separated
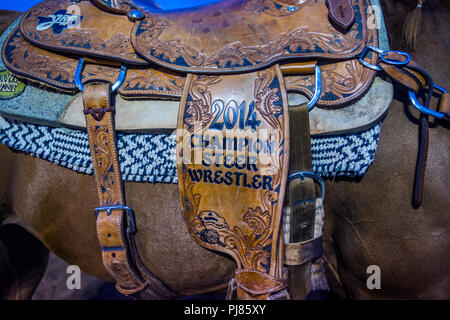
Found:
380,50 -> 411,66
288,171 -> 325,203
358,45 -> 383,71
307,65 -> 322,111
111,65 -> 127,92
74,58 -> 127,92
408,84 -> 448,119
74,58 -> 85,91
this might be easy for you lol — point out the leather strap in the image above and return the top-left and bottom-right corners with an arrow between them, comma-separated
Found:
235,269 -> 287,300
439,93 -> 450,117
326,0 -> 356,31
285,236 -> 323,266
83,82 -> 175,299
378,58 -> 439,209
414,114 -> 429,208
286,103 -> 318,299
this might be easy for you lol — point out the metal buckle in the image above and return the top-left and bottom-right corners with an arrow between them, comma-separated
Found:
287,171 -> 325,203
95,205 -> 136,234
307,65 -> 322,111
75,57 -> 127,92
408,84 -> 449,119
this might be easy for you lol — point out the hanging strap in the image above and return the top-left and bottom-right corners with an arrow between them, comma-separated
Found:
82,82 -> 175,299
285,103 -> 322,299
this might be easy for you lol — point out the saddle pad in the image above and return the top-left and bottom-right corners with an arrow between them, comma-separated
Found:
0,116 -> 381,182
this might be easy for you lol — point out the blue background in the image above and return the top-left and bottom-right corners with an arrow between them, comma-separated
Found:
1,0 -> 218,11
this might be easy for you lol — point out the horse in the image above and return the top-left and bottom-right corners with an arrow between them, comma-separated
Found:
0,0 -> 448,299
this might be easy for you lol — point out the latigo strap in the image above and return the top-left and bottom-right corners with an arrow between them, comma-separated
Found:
82,82 -> 175,299
177,65 -> 289,300
285,103 -> 321,299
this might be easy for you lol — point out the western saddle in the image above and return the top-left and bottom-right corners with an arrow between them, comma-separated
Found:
1,0 -> 448,299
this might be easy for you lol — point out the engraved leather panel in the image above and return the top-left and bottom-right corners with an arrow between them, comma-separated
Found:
2,27 -> 184,98
132,0 -> 369,73
83,83 -> 124,206
285,13 -> 378,107
235,269 -> 287,299
119,68 -> 184,98
91,0 -> 138,14
3,23 -> 376,107
177,66 -> 289,294
20,0 -> 147,65
5,0 -> 378,107
3,26 -> 78,91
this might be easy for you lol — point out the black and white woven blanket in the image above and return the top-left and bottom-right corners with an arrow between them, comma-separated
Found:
0,117 -> 381,183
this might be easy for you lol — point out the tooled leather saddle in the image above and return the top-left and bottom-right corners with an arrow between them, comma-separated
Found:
2,0 -> 448,299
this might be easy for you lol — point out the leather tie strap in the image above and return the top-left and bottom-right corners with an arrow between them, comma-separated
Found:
235,269 -> 287,300
326,0 -> 356,31
377,55 -> 441,208
83,82 -> 175,299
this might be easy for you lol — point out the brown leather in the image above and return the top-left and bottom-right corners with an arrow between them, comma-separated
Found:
379,61 -> 427,93
83,82 -> 176,299
439,93 -> 450,116
3,23 -> 377,108
177,65 -> 289,299
91,0 -> 138,14
20,0 -> 147,65
131,0 -> 366,73
2,27 -> 185,97
91,0 -> 163,14
377,56 -> 442,209
285,13 -> 378,107
280,61 -> 317,75
235,269 -> 287,300
83,83 -> 141,292
380,63 -> 420,92
18,0 -> 369,74
326,0 -> 356,31
3,0 -> 379,108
